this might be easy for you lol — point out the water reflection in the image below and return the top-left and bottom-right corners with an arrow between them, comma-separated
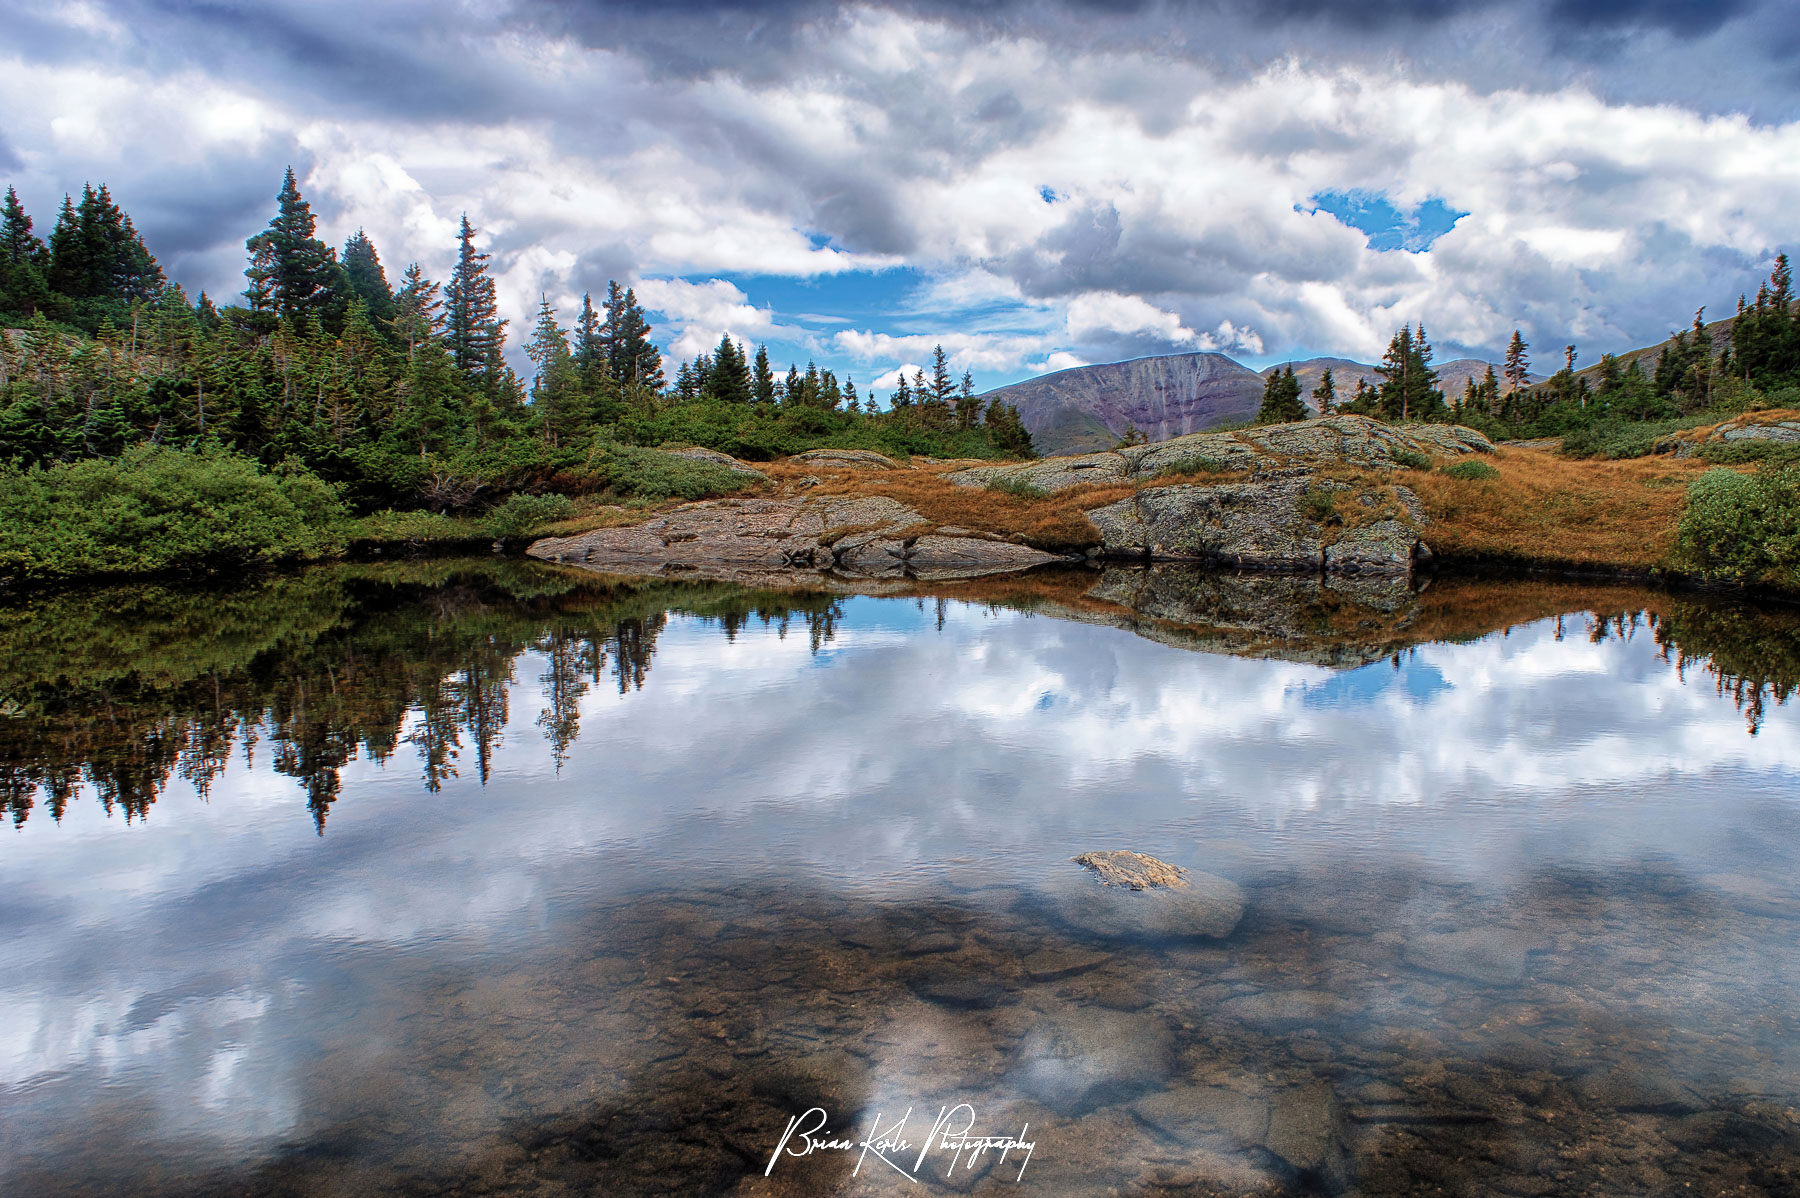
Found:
2,563 -> 1796,832
2,563 -> 1798,1196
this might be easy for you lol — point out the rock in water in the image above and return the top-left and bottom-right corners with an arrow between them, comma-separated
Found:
1401,929 -> 1533,986
1263,1084 -> 1352,1194
1054,851 -> 1246,940
1015,1003 -> 1176,1114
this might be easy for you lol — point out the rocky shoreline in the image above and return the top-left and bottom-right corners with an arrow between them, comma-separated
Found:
529,415 -> 1497,583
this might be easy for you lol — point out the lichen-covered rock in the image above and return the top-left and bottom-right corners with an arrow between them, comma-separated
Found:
790,447 -> 900,469
529,494 -> 1061,582
1054,850 -> 1246,939
947,451 -> 1132,492
660,445 -> 767,475
1088,476 -> 1425,575
952,415 -> 1491,494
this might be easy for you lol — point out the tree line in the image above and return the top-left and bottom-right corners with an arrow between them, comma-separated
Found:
0,171 -> 1034,519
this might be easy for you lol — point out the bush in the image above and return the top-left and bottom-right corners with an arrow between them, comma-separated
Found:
1441,459 -> 1500,481
1392,449 -> 1432,470
1298,487 -> 1339,523
986,474 -> 1050,500
1676,466 -> 1800,587
487,493 -> 577,538
588,443 -> 760,501
1561,418 -> 1696,460
1699,440 -> 1800,467
0,445 -> 348,581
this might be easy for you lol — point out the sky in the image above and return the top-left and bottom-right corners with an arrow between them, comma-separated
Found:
6,0 -> 1800,395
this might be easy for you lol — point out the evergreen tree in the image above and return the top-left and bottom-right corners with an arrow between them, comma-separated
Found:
752,344 -> 776,406
526,295 -> 584,445
782,363 -> 802,406
1503,329 -> 1530,398
243,169 -> 342,326
984,399 -> 1035,457
392,264 -> 441,365
703,334 -> 751,403
1257,365 -> 1306,423
1374,325 -> 1443,422
928,344 -> 955,406
443,214 -> 506,388
341,229 -> 397,326
0,186 -> 51,319
1311,367 -> 1336,414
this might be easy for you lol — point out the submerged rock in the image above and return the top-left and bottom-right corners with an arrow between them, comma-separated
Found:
1402,929 -> 1534,986
1054,851 -> 1246,940
1131,1083 -> 1271,1147
1263,1083 -> 1352,1194
1015,1003 -> 1176,1114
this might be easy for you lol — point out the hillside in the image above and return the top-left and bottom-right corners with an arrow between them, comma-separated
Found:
1264,356 -> 1543,400
975,352 -> 1264,456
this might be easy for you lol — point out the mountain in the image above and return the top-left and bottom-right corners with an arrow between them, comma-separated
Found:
1262,357 -> 1544,401
977,352 -> 1265,456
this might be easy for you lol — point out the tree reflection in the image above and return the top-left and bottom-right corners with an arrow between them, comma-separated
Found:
0,562 -> 1792,829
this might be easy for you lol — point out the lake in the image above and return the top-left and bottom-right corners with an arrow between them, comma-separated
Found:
2,561 -> 1797,1196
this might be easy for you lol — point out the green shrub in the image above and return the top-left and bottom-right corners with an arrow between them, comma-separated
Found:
1441,459 -> 1500,481
1560,418 -> 1697,460
589,443 -> 760,501
1676,466 -> 1800,587
1298,487 -> 1339,523
1699,440 -> 1800,467
487,493 -> 577,538
1152,454 -> 1229,478
0,445 -> 348,581
986,474 -> 1050,500
1392,449 -> 1432,470
353,509 -> 472,544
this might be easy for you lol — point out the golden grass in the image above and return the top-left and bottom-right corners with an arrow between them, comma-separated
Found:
1392,448 -> 1714,572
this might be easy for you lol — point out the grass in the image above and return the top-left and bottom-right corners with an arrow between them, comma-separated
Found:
1392,447 -> 1715,573
985,475 -> 1051,500
1441,460 -> 1500,481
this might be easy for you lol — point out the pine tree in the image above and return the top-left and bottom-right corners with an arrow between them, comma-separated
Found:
1311,367 -> 1335,414
1503,329 -> 1530,398
341,229 -> 397,326
443,214 -> 506,388
782,363 -> 802,406
984,399 -> 1035,457
703,335 -> 751,403
752,344 -> 776,406
243,169 -> 342,325
1257,365 -> 1305,423
392,264 -> 441,366
0,186 -> 51,319
526,295 -> 584,445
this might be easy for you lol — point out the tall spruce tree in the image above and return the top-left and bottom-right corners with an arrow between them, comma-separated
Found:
341,229 -> 397,326
0,186 -> 51,319
1503,329 -> 1530,398
444,214 -> 506,387
703,335 -> 751,403
1311,367 -> 1335,414
244,169 -> 342,325
392,264 -> 441,365
752,344 -> 776,405
526,295 -> 584,445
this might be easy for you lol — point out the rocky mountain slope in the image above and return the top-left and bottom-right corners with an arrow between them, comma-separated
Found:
976,353 -> 1265,456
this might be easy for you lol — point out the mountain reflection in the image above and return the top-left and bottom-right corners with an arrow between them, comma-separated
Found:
1,561 -> 1794,831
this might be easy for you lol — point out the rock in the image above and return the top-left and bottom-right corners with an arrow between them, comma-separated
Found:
660,445 -> 766,474
790,448 -> 900,469
529,494 -> 1059,582
948,451 -> 1133,493
1572,1064 -> 1705,1114
1089,476 -> 1424,575
1054,851 -> 1246,940
1402,929 -> 1533,986
1021,946 -> 1114,982
1218,990 -> 1353,1030
1015,1004 -> 1176,1114
1131,1084 -> 1271,1147
1262,1084 -> 1352,1193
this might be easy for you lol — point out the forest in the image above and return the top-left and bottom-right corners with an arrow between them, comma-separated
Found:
0,171 -> 1035,579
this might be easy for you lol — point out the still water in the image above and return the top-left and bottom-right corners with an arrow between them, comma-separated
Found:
1,562 -> 1797,1196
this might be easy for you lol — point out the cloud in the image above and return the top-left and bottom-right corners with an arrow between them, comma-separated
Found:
631,277 -> 791,363
5,0 -> 1800,383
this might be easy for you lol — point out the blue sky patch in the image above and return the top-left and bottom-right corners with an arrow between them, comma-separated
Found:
1305,190 -> 1468,253
1299,659 -> 1452,709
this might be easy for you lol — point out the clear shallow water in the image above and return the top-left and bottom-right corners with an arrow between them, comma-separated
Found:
1,562 -> 1798,1196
